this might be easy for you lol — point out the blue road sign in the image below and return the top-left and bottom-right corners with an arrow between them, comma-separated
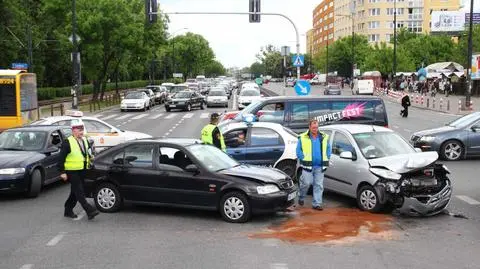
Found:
11,62 -> 28,70
294,79 -> 311,96
292,55 -> 304,67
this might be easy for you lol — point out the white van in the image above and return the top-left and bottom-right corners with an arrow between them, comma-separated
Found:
355,79 -> 374,95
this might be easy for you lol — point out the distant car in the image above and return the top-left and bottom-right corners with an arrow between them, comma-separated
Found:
0,125 -> 72,197
286,78 -> 296,87
206,89 -> 229,108
324,84 -> 342,95
410,112 -> 480,161
146,85 -> 167,104
165,90 -> 205,112
137,88 -> 156,107
167,84 -> 188,98
84,138 -> 297,223
237,88 -> 262,110
120,91 -> 151,111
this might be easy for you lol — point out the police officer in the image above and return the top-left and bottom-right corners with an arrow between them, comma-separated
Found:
296,118 -> 332,210
58,119 -> 99,220
201,113 -> 226,151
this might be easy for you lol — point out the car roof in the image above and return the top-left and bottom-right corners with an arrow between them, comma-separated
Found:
221,121 -> 289,132
129,138 -> 202,146
34,115 -> 102,123
5,125 -> 64,132
261,95 -> 382,102
319,124 -> 393,134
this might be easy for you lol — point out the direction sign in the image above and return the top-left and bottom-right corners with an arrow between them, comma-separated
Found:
292,55 -> 304,67
294,79 -> 310,96
68,34 -> 81,43
11,63 -> 28,70
173,73 -> 183,78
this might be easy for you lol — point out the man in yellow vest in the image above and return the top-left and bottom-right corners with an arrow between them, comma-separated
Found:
58,119 -> 99,220
201,113 -> 226,151
296,118 -> 332,210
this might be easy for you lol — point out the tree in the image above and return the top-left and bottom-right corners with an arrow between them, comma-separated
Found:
327,34 -> 370,77
255,45 -> 283,77
204,60 -> 226,77
362,42 -> 415,76
453,25 -> 480,67
250,62 -> 265,77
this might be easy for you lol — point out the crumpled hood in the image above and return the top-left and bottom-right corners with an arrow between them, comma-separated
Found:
413,126 -> 456,137
368,151 -> 439,174
219,165 -> 286,183
0,151 -> 44,167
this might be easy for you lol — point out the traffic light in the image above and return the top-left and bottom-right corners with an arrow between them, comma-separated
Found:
249,0 -> 261,23
145,0 -> 158,24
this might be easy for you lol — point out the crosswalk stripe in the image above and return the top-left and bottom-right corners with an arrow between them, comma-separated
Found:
131,113 -> 149,120
183,113 -> 194,119
93,114 -> 103,118
149,113 -> 164,119
101,114 -> 118,120
456,195 -> 480,205
116,114 -> 133,120
165,114 -> 177,119
200,113 -> 209,118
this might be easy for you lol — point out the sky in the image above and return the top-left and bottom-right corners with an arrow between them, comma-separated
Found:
160,0 -> 319,69
160,0 -> 480,69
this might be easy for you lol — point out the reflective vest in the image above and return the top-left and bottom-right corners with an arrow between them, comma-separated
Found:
201,124 -> 226,151
299,131 -> 329,169
64,136 -> 90,170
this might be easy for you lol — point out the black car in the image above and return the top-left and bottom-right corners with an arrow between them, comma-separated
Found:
0,125 -> 71,197
324,84 -> 342,95
165,90 -> 205,112
84,139 -> 297,223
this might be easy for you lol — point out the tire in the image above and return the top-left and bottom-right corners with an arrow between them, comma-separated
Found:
200,102 -> 204,110
275,160 -> 297,181
26,169 -> 42,198
143,105 -> 147,112
357,185 -> 383,213
94,182 -> 123,213
220,191 -> 251,223
120,109 -> 125,112
186,103 -> 192,112
440,140 -> 464,161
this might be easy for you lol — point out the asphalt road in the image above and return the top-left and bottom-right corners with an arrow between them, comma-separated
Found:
1,85 -> 479,269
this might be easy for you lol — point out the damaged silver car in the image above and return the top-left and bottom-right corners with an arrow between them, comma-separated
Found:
304,124 -> 452,216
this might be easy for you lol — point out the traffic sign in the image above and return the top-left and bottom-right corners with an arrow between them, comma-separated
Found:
294,79 -> 310,96
173,73 -> 183,78
292,55 -> 304,67
11,63 -> 28,70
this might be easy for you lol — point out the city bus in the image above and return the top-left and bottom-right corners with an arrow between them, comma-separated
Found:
0,70 -> 38,132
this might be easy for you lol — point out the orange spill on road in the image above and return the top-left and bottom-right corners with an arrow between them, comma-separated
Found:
250,208 -> 395,244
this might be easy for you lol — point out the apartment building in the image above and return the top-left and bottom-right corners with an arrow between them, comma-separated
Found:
333,0 -> 461,44
312,0 -> 335,55
306,29 -> 314,56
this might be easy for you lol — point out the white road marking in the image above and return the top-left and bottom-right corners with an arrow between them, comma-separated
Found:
131,113 -> 149,120
122,121 -> 128,125
270,263 -> 288,269
93,114 -> 103,118
101,114 -> 118,120
116,114 -> 133,120
456,195 -> 480,205
19,264 -> 34,269
46,232 -> 67,246
165,132 -> 170,136
149,113 -> 164,119
200,113 -> 209,118
404,128 -> 412,132
74,212 -> 85,221
165,114 -> 176,119
168,128 -> 173,132
393,125 -> 399,129
183,113 -> 194,118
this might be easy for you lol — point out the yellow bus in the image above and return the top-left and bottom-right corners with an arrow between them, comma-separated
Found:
0,70 -> 38,132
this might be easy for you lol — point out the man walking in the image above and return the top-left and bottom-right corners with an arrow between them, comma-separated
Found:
201,112 -> 226,151
296,119 -> 332,210
400,91 -> 411,118
58,119 -> 99,220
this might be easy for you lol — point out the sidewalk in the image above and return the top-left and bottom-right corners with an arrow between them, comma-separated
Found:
375,89 -> 479,115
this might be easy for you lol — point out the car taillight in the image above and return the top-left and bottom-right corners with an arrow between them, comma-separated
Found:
385,124 -> 389,128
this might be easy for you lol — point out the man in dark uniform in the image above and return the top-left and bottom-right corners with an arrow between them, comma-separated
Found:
58,119 -> 99,220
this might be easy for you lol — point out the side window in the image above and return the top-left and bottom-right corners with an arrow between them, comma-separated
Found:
224,128 -> 247,148
257,102 -> 285,123
112,150 -> 125,165
55,120 -> 72,126
158,147 -> 192,171
309,102 -> 330,123
83,120 -> 111,133
250,128 -> 283,146
332,132 -> 355,155
48,131 -> 63,147
291,103 -> 309,122
123,144 -> 154,168
331,101 -> 375,122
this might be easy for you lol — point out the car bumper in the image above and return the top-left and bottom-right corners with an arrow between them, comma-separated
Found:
0,174 -> 28,193
165,103 -> 187,109
248,189 -> 297,214
398,180 -> 452,216
121,105 -> 144,110
410,141 -> 441,152
207,101 -> 228,106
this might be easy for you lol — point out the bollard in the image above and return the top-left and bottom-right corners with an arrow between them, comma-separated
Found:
447,100 -> 450,111
469,101 -> 474,110
50,104 -> 54,116
89,102 -> 92,112
415,95 -> 419,104
440,98 -> 443,110
37,107 -> 40,120
427,98 -> 430,108
421,96 -> 424,105
60,104 -> 65,115
432,98 -> 436,109
458,100 -> 462,112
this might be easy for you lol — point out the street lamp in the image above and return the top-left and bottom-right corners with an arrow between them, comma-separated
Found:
393,0 -> 397,81
466,0 -> 474,106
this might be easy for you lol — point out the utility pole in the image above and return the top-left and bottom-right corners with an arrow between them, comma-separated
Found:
465,0 -> 474,107
326,39 -> 329,83
393,0 -> 397,82
71,0 -> 80,109
27,24 -> 33,73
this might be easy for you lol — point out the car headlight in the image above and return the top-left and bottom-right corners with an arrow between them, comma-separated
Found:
256,184 -> 280,194
0,168 -> 26,175
369,168 -> 401,180
419,136 -> 436,142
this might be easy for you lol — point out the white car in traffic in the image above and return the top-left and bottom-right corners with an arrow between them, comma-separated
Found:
206,89 -> 229,108
237,88 -> 262,109
121,91 -> 151,112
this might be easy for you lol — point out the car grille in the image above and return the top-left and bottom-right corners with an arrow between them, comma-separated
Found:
279,180 -> 295,190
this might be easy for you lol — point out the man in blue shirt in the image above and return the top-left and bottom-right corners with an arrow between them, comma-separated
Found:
296,119 -> 332,210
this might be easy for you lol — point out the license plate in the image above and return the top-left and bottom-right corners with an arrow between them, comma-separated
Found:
287,191 -> 296,201
170,105 -> 176,107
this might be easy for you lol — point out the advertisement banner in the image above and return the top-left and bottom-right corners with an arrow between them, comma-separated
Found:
431,11 -> 465,32
472,54 -> 480,81
465,13 -> 480,25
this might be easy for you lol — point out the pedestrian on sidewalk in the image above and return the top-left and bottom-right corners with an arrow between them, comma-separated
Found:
400,91 -> 411,118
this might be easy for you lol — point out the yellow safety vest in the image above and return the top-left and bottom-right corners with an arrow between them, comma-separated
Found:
299,131 -> 329,169
201,124 -> 226,151
64,136 -> 90,170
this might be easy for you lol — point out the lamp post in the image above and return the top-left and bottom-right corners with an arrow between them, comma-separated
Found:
393,0 -> 397,81
466,0 -> 474,106
71,0 -> 80,109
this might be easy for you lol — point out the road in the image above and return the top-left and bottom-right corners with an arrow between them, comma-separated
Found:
1,85 -> 479,269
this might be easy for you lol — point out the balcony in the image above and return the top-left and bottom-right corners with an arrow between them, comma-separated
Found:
408,14 -> 423,20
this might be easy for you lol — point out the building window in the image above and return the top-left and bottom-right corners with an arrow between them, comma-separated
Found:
387,8 -> 404,15
397,21 -> 404,28
369,8 -> 381,16
319,18 -> 323,23
324,6 -> 327,11
369,0 -> 380,2
329,33 -> 334,39
369,34 -> 380,42
329,13 -> 333,18
329,2 -> 334,7
368,21 -> 380,29
385,34 -> 393,42
324,25 -> 328,30
407,21 -> 422,33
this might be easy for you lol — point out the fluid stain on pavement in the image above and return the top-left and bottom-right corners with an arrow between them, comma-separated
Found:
250,208 -> 395,244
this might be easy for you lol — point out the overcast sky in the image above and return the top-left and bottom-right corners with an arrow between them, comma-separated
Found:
160,0 -> 479,69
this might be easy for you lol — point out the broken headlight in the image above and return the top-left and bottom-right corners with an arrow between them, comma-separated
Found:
370,168 -> 402,180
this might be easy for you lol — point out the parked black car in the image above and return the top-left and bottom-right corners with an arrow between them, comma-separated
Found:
165,90 -> 205,112
0,125 -> 71,197
84,139 -> 297,223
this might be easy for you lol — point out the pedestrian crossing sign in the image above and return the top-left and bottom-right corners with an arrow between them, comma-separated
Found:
292,55 -> 304,67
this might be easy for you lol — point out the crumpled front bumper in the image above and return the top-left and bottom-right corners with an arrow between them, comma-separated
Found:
398,180 -> 452,216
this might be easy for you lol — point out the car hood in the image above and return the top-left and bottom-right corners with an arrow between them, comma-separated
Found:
368,152 -> 439,174
0,151 -> 44,167
122,131 -> 152,140
219,165 -> 286,183
171,98 -> 190,102
122,99 -> 144,104
413,126 -> 456,137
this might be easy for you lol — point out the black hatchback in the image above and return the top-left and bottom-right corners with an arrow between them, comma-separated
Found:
85,138 -> 297,223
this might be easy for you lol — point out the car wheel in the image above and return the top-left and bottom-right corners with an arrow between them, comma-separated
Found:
441,140 -> 464,161
200,102 -> 205,110
94,183 -> 123,213
120,109 -> 125,112
143,105 -> 147,112
186,103 -> 192,111
26,169 -> 42,198
275,160 -> 297,181
357,185 -> 383,213
220,191 -> 251,223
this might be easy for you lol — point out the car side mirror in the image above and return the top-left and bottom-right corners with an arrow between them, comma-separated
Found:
414,148 -> 422,153
339,151 -> 355,160
471,126 -> 480,132
110,128 -> 118,134
185,164 -> 199,174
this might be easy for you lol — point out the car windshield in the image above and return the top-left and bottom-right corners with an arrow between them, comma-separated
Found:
234,100 -> 263,120
447,112 -> 480,128
240,90 -> 260,96
209,91 -> 226,96
174,91 -> 192,98
125,92 -> 143,99
0,131 -> 47,151
329,85 -> 340,90
352,131 -> 415,159
187,144 -> 239,172
170,86 -> 187,93
146,87 -> 159,92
